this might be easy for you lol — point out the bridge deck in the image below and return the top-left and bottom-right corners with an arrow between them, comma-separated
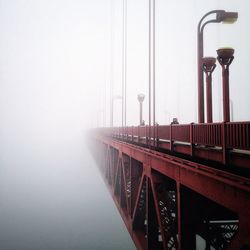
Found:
89,133 -> 250,250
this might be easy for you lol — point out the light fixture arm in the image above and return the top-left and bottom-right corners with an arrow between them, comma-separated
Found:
198,10 -> 225,33
201,19 -> 219,34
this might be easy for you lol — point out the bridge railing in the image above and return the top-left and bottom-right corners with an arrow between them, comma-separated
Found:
226,122 -> 250,150
96,121 -> 250,167
157,125 -> 170,140
171,124 -> 190,142
192,123 -> 222,147
103,122 -> 250,149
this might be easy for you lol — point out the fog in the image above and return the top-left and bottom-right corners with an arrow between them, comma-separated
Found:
110,0 -> 250,126
0,0 -> 135,249
0,0 -> 249,249
0,136 -> 135,249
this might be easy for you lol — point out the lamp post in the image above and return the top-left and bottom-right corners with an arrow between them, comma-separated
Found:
202,57 -> 216,123
217,48 -> 234,122
137,93 -> 145,126
197,10 -> 238,123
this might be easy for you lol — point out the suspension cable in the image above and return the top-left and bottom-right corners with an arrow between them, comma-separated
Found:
149,0 -> 151,141
152,0 -> 156,145
121,0 -> 127,127
110,0 -> 114,127
124,0 -> 127,127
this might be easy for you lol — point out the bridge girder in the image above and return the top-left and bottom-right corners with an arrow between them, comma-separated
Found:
89,135 -> 250,250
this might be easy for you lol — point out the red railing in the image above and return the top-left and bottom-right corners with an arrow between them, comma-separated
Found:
226,122 -> 250,150
172,124 -> 190,142
157,125 -> 170,140
97,121 -> 250,167
138,125 -> 147,138
100,122 -> 250,150
192,123 -> 222,146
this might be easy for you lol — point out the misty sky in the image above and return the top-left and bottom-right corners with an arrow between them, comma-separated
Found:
109,0 -> 250,126
0,0 -> 135,249
0,0 -> 249,249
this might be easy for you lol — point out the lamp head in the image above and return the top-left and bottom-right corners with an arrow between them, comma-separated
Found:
137,93 -> 145,103
217,47 -> 235,65
216,11 -> 238,24
202,57 -> 216,73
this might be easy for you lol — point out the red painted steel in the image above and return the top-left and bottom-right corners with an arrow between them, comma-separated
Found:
93,9 -> 243,249
197,11 -> 238,124
217,48 -> 234,122
96,121 -> 250,169
202,57 -> 216,123
171,125 -> 190,143
157,125 -> 170,140
89,134 -> 250,250
226,122 -> 250,149
193,123 -> 222,146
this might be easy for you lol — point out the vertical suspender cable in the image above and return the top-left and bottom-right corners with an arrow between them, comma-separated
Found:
104,69 -> 106,127
122,0 -> 127,128
152,0 -> 156,146
149,0 -> 155,146
110,0 -> 114,127
124,0 -> 127,127
148,0 -> 151,144
122,0 -> 124,127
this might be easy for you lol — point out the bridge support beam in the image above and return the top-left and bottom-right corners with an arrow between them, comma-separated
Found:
89,135 -> 250,250
181,186 -> 196,250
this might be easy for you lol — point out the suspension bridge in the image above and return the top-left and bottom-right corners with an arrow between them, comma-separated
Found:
88,3 -> 250,250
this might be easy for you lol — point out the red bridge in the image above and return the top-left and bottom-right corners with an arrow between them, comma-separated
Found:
89,122 -> 250,250
88,5 -> 250,250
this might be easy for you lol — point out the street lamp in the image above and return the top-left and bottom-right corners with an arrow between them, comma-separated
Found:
137,93 -> 145,126
202,57 -> 216,123
217,47 -> 234,122
197,10 -> 238,123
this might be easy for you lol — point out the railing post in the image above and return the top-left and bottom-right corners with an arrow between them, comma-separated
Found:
146,125 -> 149,146
148,125 -> 151,149
190,123 -> 194,157
170,124 -> 173,151
132,126 -> 134,142
123,126 -> 125,141
156,123 -> 159,148
138,125 -> 140,144
222,122 -> 227,165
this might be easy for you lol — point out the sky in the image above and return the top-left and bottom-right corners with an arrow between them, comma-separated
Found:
0,0 -> 135,249
1,1 -> 248,129
0,0 -> 249,249
109,0 -> 250,126
0,0 -> 108,131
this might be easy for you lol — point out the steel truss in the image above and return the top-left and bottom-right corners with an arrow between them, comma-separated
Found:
89,135 -> 250,250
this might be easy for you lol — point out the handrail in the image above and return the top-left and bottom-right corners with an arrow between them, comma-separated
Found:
96,121 -> 250,167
